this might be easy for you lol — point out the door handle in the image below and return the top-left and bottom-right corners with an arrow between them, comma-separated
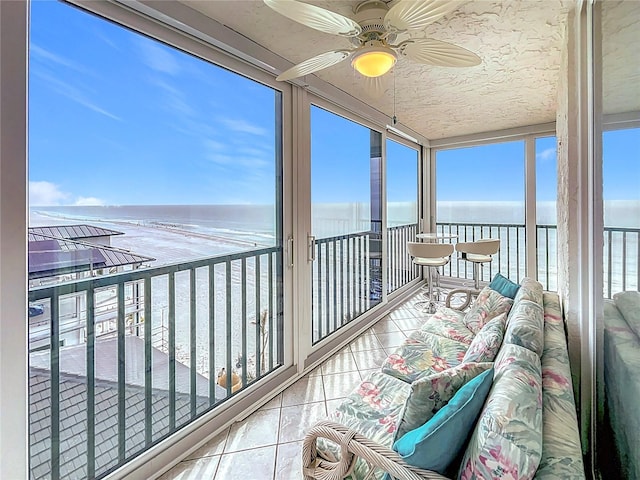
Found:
287,236 -> 294,268
308,235 -> 316,262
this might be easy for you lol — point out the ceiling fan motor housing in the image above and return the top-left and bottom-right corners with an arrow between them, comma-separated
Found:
353,0 -> 392,39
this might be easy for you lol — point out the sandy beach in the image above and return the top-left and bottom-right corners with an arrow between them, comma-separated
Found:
30,210 -> 279,383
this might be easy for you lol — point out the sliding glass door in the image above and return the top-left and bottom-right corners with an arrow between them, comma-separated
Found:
309,105 -> 382,344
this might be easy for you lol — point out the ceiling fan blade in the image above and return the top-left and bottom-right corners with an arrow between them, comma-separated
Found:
263,0 -> 362,37
276,50 -> 352,81
384,0 -> 464,33
398,38 -> 481,67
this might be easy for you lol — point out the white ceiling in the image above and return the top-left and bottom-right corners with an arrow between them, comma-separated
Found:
180,0 -> 636,140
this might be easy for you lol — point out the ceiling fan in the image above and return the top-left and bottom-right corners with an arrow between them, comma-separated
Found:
263,0 -> 482,81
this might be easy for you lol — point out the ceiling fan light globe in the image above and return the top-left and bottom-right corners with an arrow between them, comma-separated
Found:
351,48 -> 397,77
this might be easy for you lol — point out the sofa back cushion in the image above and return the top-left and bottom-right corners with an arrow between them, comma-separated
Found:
395,362 -> 493,440
512,277 -> 544,309
504,299 -> 545,356
394,368 -> 494,474
613,290 -> 640,338
463,313 -> 507,363
459,343 -> 543,480
463,286 -> 514,334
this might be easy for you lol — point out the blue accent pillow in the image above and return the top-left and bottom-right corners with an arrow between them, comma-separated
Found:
489,273 -> 520,299
392,368 -> 494,473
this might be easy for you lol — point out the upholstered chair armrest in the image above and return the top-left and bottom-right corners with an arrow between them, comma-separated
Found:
302,420 -> 451,480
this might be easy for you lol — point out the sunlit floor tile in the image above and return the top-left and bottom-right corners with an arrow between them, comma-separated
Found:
321,351 -> 358,375
279,401 -> 327,444
215,445 -> 276,480
351,348 -> 388,371
375,331 -> 408,351
322,371 -> 361,400
349,334 -> 384,352
157,457 -> 220,480
185,427 -> 229,460
224,408 -> 281,453
282,375 -> 325,407
275,440 -> 304,479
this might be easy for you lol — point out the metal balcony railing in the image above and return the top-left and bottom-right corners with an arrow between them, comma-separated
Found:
312,231 -> 378,344
436,222 -> 527,284
28,247 -> 283,480
604,226 -> 640,298
387,223 -> 420,293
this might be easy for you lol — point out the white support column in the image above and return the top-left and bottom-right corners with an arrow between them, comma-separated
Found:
293,86 -> 312,370
525,136 -> 537,278
0,1 -> 28,478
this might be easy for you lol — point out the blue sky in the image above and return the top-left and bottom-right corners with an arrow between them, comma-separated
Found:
29,1 -> 638,209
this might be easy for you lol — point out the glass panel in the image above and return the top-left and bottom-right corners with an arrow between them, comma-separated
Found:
598,2 -> 640,478
535,136 -> 558,291
386,139 -> 419,293
436,141 -> 526,283
28,2 -> 283,478
310,106 -> 382,343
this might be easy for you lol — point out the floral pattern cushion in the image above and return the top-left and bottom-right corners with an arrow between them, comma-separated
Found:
317,371 -> 412,480
419,307 -> 475,345
382,333 -> 468,383
613,290 -> 640,338
510,278 -> 543,312
533,292 -> 585,479
463,286 -> 514,335
463,313 -> 507,363
504,299 -> 544,356
601,300 -> 640,480
395,362 -> 493,440
459,343 -> 543,480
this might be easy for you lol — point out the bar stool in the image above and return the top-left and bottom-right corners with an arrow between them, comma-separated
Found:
456,239 -> 500,289
445,238 -> 500,310
407,241 -> 454,314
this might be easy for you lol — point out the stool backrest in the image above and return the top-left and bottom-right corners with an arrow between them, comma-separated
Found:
407,241 -> 454,259
455,238 -> 500,256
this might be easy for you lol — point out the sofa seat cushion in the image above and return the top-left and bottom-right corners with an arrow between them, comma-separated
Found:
419,307 -> 475,345
318,371 -> 412,480
394,368 -> 494,474
463,312 -> 507,363
395,362 -> 494,440
381,332 -> 469,383
532,293 -> 585,479
459,344 -> 543,480
463,286 -> 514,334
504,299 -> 544,356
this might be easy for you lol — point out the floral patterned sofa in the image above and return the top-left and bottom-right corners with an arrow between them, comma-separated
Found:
302,276 -> 585,480
603,291 -> 640,480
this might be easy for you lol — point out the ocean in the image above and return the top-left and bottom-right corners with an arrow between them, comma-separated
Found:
28,202 -> 638,380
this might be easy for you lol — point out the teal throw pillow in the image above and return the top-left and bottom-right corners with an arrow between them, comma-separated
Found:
489,273 -> 520,299
392,368 -> 494,474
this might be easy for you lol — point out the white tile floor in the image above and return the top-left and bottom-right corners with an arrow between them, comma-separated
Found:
158,294 -> 430,480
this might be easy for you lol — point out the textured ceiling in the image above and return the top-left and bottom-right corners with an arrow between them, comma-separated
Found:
602,1 -> 640,116
181,1 -> 623,140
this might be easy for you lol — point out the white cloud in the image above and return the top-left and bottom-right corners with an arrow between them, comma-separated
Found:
74,196 -> 104,206
30,44 -> 91,76
29,181 -> 69,206
31,69 -> 121,121
536,147 -> 556,161
137,40 -> 180,75
218,118 -> 268,137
